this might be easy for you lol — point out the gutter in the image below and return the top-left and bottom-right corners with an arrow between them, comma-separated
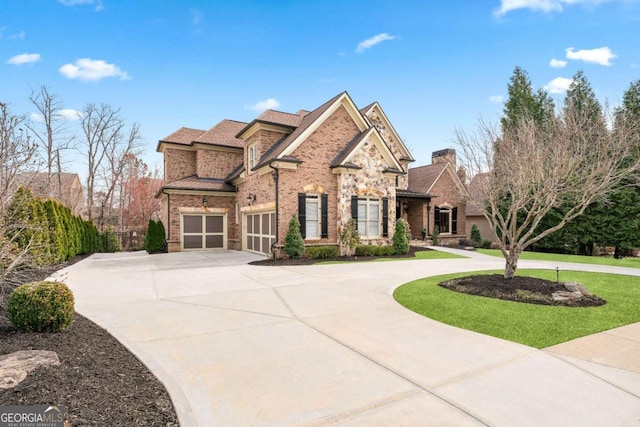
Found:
268,161 -> 280,258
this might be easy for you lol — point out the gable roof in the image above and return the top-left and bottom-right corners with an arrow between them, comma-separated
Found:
466,173 -> 489,216
257,110 -> 305,127
408,163 -> 448,194
360,102 -> 414,162
194,119 -> 247,148
330,127 -> 403,172
160,175 -> 235,193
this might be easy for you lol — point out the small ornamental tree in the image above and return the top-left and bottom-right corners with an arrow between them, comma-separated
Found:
470,224 -> 482,247
145,219 -> 166,253
339,219 -> 360,257
393,218 -> 410,254
284,214 -> 305,259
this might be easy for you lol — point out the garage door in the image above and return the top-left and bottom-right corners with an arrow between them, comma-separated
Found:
182,214 -> 226,250
245,211 -> 275,255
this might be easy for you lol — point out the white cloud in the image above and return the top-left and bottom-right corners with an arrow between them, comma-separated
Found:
495,0 -> 625,16
489,95 -> 504,103
9,31 -> 26,40
190,9 -> 203,25
356,33 -> 397,53
31,109 -> 81,122
565,46 -> 617,66
7,53 -> 41,65
57,109 -> 81,120
59,58 -> 130,81
247,98 -> 281,112
550,58 -> 568,68
58,0 -> 103,11
544,77 -> 574,94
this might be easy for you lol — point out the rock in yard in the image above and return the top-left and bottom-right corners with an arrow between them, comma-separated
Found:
552,290 -> 583,302
563,281 -> 593,296
0,350 -> 60,389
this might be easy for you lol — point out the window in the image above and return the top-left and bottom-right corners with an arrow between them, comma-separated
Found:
434,206 -> 458,235
298,193 -> 328,239
305,196 -> 320,238
357,198 -> 380,238
248,144 -> 258,170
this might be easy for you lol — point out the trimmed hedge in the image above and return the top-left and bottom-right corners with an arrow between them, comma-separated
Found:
7,281 -> 75,332
355,245 -> 395,257
305,245 -> 339,259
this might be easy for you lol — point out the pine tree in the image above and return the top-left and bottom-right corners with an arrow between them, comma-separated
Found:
470,224 -> 482,247
284,215 -> 305,259
44,200 -> 66,262
393,218 -> 410,254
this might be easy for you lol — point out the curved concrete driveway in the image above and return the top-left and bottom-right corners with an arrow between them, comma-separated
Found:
53,248 -> 640,426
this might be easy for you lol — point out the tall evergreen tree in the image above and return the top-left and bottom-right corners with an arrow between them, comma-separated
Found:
501,66 -> 555,132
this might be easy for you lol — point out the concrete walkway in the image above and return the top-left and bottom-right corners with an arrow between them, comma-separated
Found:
52,248 -> 640,426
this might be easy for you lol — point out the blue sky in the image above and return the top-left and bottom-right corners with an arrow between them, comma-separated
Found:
2,0 -> 639,172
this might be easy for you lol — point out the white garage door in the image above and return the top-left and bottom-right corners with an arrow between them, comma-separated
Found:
182,214 -> 226,250
245,211 -> 275,255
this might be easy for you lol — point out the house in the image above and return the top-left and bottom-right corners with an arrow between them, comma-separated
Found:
466,172 -> 498,242
157,91 -> 436,255
13,172 -> 84,217
407,149 -> 467,243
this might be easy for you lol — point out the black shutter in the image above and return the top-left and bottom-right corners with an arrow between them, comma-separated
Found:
321,194 -> 328,238
298,193 -> 306,238
452,207 -> 458,235
351,196 -> 358,229
382,197 -> 389,237
434,206 -> 440,231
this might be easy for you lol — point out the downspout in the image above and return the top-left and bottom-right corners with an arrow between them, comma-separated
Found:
164,190 -> 171,247
268,161 -> 279,258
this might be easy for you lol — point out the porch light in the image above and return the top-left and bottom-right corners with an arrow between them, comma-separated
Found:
247,193 -> 257,204
202,197 -> 208,207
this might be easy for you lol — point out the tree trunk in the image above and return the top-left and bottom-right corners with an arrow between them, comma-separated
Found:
504,246 -> 522,279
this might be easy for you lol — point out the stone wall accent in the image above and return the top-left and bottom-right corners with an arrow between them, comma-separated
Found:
196,149 -> 243,179
366,109 -> 408,190
164,148 -> 196,183
337,136 -> 396,245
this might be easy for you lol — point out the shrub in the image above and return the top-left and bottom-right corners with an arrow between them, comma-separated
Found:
339,219 -> 360,257
393,219 -> 410,254
305,245 -> 339,259
458,238 -> 474,247
481,239 -> 493,249
432,226 -> 440,245
7,281 -> 75,332
284,215 -> 305,259
145,219 -> 166,253
470,224 -> 482,247
355,244 -> 395,256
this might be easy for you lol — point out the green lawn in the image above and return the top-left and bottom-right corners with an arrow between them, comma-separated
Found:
317,249 -> 466,265
393,269 -> 640,348
477,248 -> 640,269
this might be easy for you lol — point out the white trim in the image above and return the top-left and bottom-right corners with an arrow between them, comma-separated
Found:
280,93 -> 369,158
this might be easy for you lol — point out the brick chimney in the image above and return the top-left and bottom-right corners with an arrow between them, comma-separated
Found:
432,148 -> 456,168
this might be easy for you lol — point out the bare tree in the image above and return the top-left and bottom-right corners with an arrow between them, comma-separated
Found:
0,102 -> 39,210
27,85 -> 75,200
457,103 -> 640,279
78,103 -> 142,224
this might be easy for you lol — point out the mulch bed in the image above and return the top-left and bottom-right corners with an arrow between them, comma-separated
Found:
439,274 -> 607,307
250,245 -> 430,266
0,258 -> 179,426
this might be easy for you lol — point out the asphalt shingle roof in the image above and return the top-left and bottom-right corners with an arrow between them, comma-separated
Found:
194,119 -> 248,148
408,163 -> 448,194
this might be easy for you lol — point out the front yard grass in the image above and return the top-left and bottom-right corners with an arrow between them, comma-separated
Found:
393,269 -> 640,348
477,248 -> 640,269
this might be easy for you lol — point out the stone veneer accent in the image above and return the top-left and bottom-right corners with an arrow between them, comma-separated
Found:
366,109 -> 408,190
337,137 -> 396,244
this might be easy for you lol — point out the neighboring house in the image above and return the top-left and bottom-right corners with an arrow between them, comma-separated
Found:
157,91 -> 435,255
13,172 -> 84,217
466,172 -> 498,242
408,149 -> 467,242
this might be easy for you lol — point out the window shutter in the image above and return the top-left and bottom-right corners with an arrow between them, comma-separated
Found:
382,197 -> 389,237
298,193 -> 306,238
351,196 -> 358,229
434,206 -> 441,230
452,207 -> 458,235
321,194 -> 328,238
